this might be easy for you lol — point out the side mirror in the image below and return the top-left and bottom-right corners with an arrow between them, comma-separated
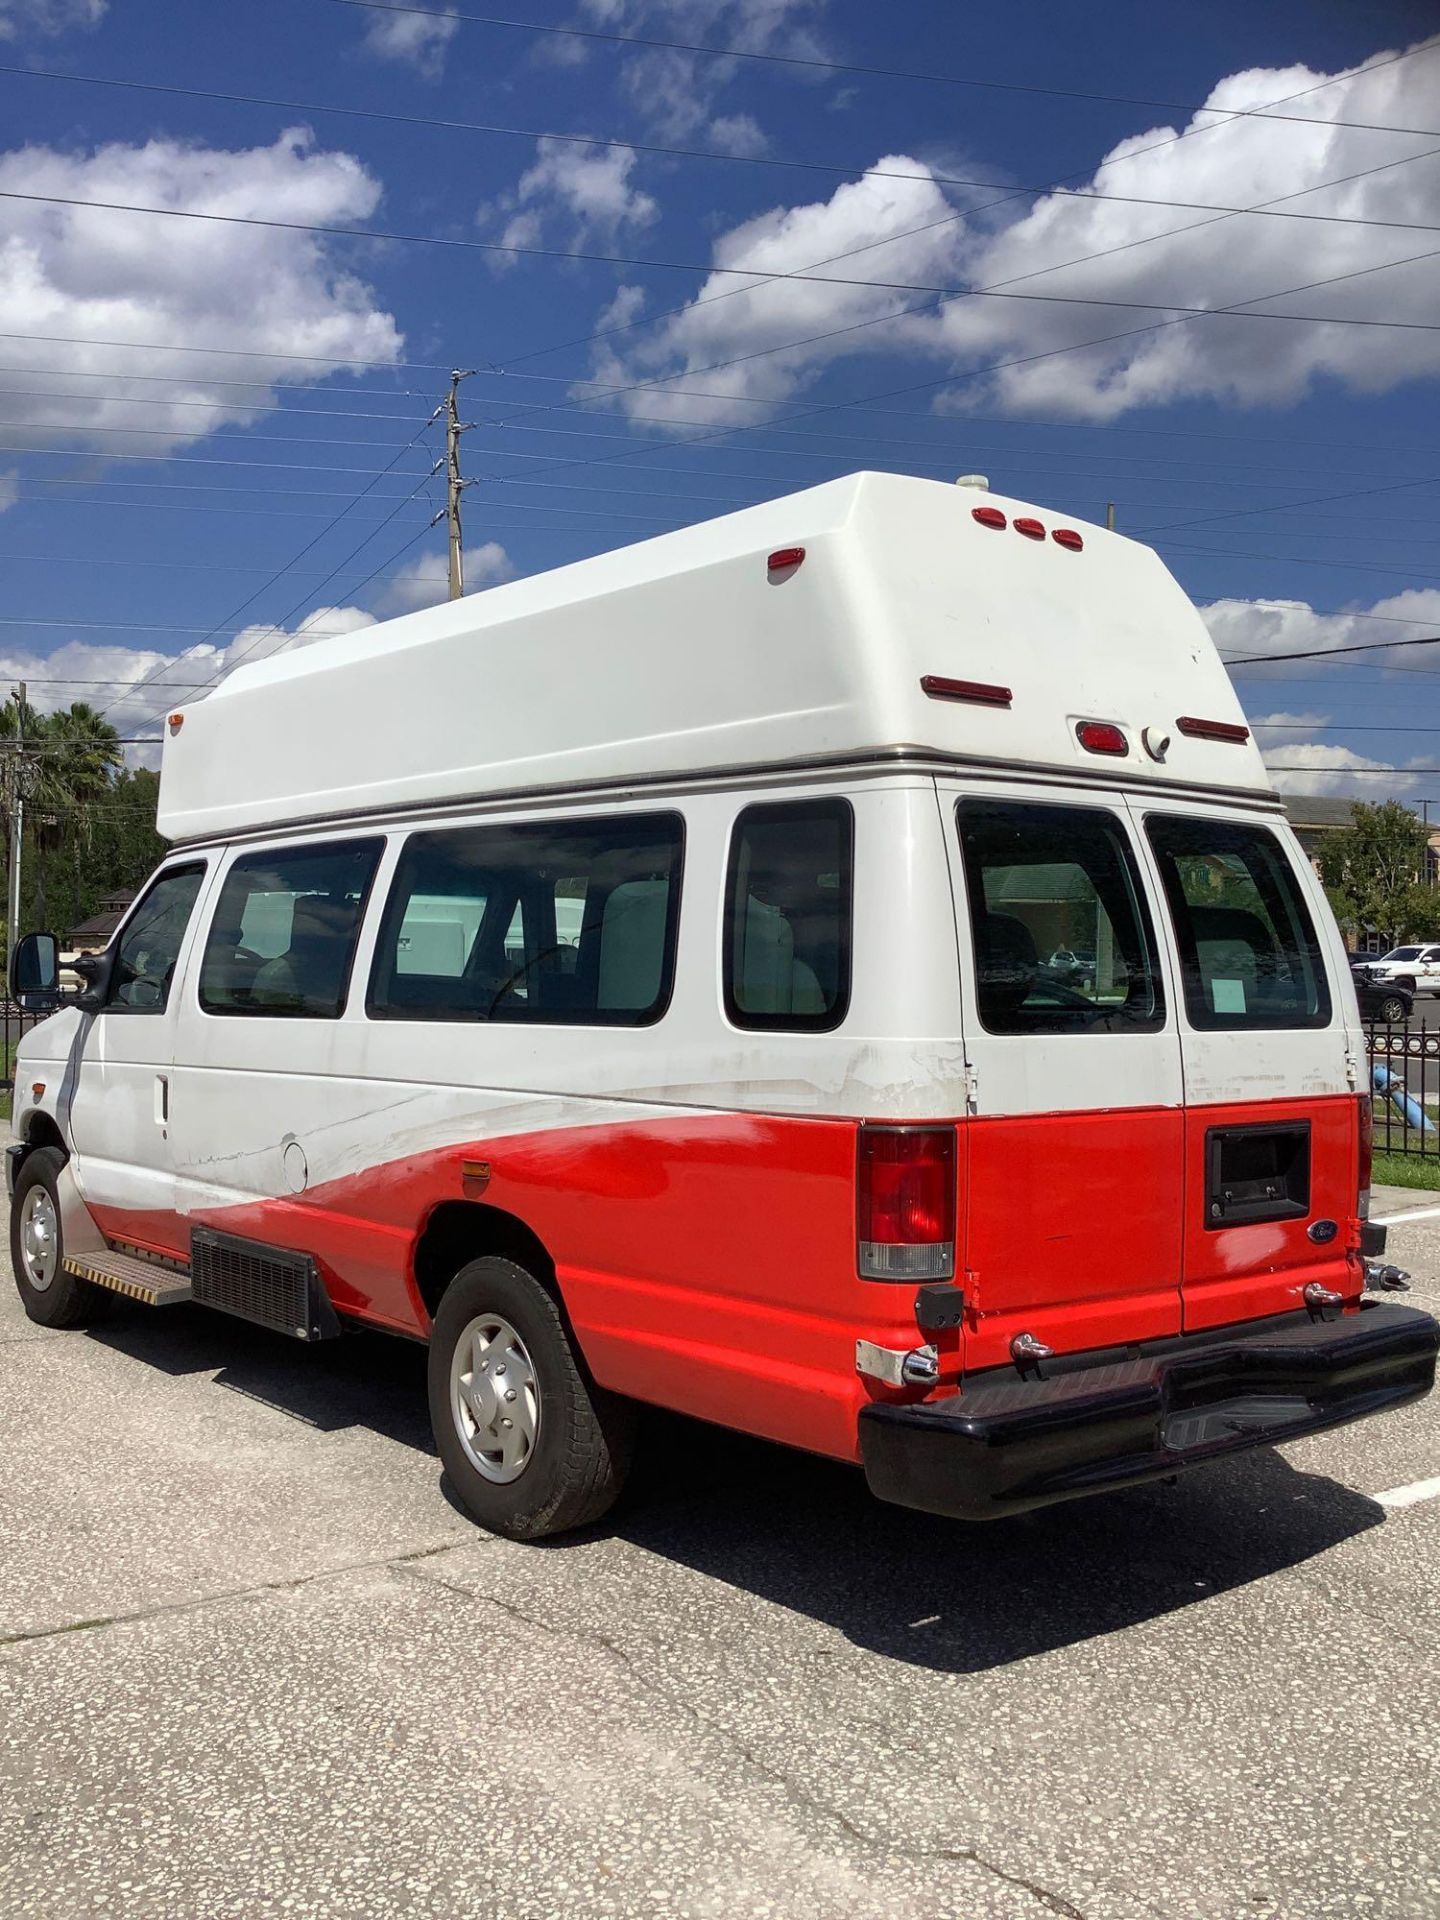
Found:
71,946 -> 116,1013
10,931 -> 61,1012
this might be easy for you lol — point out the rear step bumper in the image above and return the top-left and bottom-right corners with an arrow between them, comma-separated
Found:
858,1302 -> 1440,1522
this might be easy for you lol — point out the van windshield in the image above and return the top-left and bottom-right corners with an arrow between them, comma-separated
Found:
1145,816 -> 1331,1031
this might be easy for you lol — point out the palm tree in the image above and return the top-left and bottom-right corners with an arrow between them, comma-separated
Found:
0,699 -> 124,932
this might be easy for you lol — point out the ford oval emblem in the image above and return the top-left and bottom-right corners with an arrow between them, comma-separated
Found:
1308,1219 -> 1339,1245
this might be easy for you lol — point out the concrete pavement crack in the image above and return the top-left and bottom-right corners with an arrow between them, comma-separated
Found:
0,1536 -> 479,1649
400,1561 -> 1088,1920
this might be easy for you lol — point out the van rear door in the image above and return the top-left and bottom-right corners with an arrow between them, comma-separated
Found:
1137,805 -> 1359,1331
942,784 -> 1185,1371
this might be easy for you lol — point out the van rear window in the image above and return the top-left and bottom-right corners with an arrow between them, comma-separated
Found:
956,800 -> 1164,1034
1145,816 -> 1331,1031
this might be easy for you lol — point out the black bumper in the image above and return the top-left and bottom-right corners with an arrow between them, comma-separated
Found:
859,1302 -> 1439,1522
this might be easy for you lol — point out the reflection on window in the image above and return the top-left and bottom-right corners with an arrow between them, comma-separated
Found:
368,814 -> 682,1025
199,840 -> 382,1018
724,800 -> 853,1032
1146,816 -> 1330,1031
957,801 -> 1163,1034
110,866 -> 206,1011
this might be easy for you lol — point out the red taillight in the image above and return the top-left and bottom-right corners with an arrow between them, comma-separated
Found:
1052,528 -> 1083,551
920,674 -> 1012,708
767,546 -> 805,573
1013,516 -> 1045,540
1076,719 -> 1127,755
857,1125 -> 956,1280
1176,715 -> 1250,744
1358,1092 -> 1373,1220
972,506 -> 1007,530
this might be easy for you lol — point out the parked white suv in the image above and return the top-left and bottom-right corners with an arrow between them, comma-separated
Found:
1357,944 -> 1440,995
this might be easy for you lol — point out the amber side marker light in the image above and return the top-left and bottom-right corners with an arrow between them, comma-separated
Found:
167,712 -> 185,734
767,546 -> 805,575
1176,715 -> 1250,744
1076,720 -> 1128,755
921,674 -> 1013,709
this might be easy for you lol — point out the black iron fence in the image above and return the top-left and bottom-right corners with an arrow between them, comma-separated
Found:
1366,1016 -> 1440,1163
0,999 -> 49,1097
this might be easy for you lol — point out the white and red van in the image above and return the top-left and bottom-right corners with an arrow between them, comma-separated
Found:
8,473 -> 1436,1538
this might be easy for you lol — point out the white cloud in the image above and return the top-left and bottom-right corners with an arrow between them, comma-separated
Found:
578,0 -> 830,142
0,468 -> 17,512
487,139 -> 659,266
377,541 -> 514,614
359,4 -> 459,79
0,129 -> 402,454
708,112 -> 768,158
587,157 -> 955,426
586,38 -> 1440,427
0,0 -> 105,40
1201,589 -> 1440,673
1260,738 -> 1418,799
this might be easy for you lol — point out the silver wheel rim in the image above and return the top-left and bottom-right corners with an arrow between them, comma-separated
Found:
19,1185 -> 59,1293
450,1312 -> 540,1483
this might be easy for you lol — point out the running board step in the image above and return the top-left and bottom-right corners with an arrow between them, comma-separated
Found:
66,1250 -> 193,1307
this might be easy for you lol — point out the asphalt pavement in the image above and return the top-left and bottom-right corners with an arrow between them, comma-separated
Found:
2,1194 -> 1438,1920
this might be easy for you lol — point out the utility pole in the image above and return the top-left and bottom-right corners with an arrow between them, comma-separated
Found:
444,369 -> 477,601
6,681 -> 25,967
1105,502 -> 1116,532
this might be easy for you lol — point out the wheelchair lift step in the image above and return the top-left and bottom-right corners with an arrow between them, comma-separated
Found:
65,1249 -> 193,1306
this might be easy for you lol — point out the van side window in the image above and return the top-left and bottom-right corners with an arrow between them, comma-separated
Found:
368,813 -> 683,1025
107,864 -> 206,1012
724,800 -> 853,1032
1145,816 -> 1331,1031
957,801 -> 1164,1035
199,840 -> 383,1018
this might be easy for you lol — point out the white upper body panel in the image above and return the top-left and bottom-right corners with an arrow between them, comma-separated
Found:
157,471 -> 1269,844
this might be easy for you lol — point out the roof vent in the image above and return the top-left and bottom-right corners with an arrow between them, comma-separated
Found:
954,474 -> 990,490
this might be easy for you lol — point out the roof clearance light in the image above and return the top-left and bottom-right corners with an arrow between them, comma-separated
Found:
1052,528 -> 1084,551
1076,720 -> 1128,756
921,674 -> 1013,709
1013,517 -> 1045,540
1176,715 -> 1250,744
972,506 -> 1007,530
767,546 -> 805,574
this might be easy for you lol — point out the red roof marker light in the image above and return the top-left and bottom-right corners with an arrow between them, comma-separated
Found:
1076,720 -> 1128,756
921,675 -> 1013,708
1013,517 -> 1045,540
767,546 -> 805,574
1052,528 -> 1084,551
972,506 -> 1007,530
1176,715 -> 1250,744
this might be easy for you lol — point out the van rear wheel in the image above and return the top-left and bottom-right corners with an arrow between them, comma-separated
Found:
427,1256 -> 634,1540
9,1147 -> 108,1329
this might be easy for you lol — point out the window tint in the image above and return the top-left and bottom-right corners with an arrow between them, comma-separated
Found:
108,864 -> 206,1011
199,840 -> 382,1018
724,799 -> 852,1031
957,800 -> 1163,1035
368,813 -> 683,1025
1146,816 -> 1331,1031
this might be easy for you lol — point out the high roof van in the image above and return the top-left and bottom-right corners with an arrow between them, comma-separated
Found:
9,473 -> 1436,1539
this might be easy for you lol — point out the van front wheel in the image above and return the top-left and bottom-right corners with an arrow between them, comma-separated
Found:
10,1147 -> 108,1329
427,1256 -> 634,1540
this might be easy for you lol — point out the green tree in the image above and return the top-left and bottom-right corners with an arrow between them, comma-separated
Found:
1316,800 -> 1435,946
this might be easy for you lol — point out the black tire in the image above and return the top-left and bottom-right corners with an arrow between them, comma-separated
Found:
9,1146 -> 109,1329
1397,976 -> 1418,994
1380,994 -> 1409,1025
427,1255 -> 634,1540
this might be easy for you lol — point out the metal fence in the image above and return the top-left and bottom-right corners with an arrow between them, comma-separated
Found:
0,999 -> 48,1097
1366,1016 -> 1440,1163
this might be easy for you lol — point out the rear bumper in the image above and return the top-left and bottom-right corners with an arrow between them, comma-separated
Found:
859,1301 -> 1439,1522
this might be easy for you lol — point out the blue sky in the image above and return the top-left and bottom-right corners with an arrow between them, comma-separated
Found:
0,0 -> 1437,799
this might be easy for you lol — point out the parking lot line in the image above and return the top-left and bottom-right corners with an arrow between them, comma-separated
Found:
1373,1475 -> 1440,1510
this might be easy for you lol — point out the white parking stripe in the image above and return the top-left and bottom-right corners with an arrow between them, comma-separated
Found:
1373,1204 -> 1440,1226
1375,1476 -> 1440,1511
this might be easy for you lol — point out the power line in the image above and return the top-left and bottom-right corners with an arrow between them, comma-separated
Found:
310,0 -> 1436,135
4,184 -> 1439,329
1223,633 -> 1440,665
0,387 -> 435,425
6,58 -> 1440,234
